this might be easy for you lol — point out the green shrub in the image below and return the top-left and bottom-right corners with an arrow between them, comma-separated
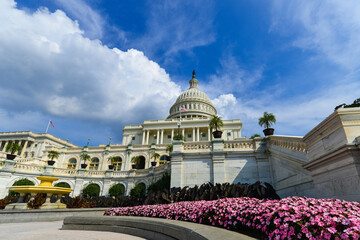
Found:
148,172 -> 170,192
54,182 -> 71,188
9,178 -> 35,196
82,184 -> 100,198
109,184 -> 125,198
130,184 -> 146,198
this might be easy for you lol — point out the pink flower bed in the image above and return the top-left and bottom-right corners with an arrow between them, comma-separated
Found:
104,197 -> 360,239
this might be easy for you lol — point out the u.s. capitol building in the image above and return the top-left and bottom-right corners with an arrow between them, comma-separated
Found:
0,72 -> 359,202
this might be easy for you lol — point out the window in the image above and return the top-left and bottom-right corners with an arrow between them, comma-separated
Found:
159,155 -> 167,165
168,135 -> 171,139
113,157 -> 122,171
89,158 -> 100,170
227,132 -> 231,136
188,134 -> 192,138
202,133 -> 206,137
67,158 -> 77,169
132,136 -> 135,140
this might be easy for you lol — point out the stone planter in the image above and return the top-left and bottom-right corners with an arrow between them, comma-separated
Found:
212,130 -> 223,138
81,163 -> 88,169
151,161 -> 157,167
47,160 -> 55,166
263,128 -> 274,136
6,154 -> 16,160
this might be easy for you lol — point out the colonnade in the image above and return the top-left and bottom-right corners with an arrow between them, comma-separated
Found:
0,140 -> 31,157
141,127 -> 212,145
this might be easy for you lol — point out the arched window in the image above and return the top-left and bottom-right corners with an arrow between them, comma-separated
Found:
159,155 -> 167,165
89,158 -> 100,170
67,158 -> 77,169
113,157 -> 122,171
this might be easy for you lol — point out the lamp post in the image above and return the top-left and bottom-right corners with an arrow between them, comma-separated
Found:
86,137 -> 90,147
177,121 -> 181,139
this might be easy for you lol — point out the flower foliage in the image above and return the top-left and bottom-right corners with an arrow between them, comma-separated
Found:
104,197 -> 360,239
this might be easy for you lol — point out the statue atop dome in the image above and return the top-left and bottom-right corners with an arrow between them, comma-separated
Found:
189,70 -> 198,88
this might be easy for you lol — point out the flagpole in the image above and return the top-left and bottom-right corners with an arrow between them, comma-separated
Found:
45,120 -> 50,133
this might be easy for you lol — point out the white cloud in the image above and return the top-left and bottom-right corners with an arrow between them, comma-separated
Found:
271,0 -> 360,70
0,0 -> 181,130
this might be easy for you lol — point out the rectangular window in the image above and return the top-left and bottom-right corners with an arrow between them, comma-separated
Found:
188,134 -> 192,138
132,136 -> 135,140
227,132 -> 231,136
168,135 -> 171,138
202,133 -> 206,137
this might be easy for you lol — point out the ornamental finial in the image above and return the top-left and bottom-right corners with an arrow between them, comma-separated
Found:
192,70 -> 196,78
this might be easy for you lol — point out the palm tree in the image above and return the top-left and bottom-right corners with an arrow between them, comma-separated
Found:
151,152 -> 160,167
6,142 -> 22,160
6,142 -> 22,155
131,156 -> 141,169
47,150 -> 60,161
47,150 -> 60,165
166,145 -> 173,153
80,153 -> 91,168
209,115 -> 224,132
259,112 -> 276,136
258,112 -> 276,129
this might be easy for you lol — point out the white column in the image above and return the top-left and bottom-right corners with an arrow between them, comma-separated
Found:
182,129 -> 185,138
192,128 -> 195,141
208,128 -> 211,141
197,128 -> 200,141
142,131 -> 146,145
2,141 -> 8,152
171,129 -> 174,140
20,140 -> 28,157
160,129 -> 164,144
156,130 -> 160,145
146,130 -> 150,145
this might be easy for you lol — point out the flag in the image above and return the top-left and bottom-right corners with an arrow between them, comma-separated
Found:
49,120 -> 55,127
180,105 -> 188,111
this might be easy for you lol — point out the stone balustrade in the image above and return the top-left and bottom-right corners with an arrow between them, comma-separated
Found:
183,142 -> 212,151
223,140 -> 254,150
13,163 -> 44,174
269,135 -> 308,153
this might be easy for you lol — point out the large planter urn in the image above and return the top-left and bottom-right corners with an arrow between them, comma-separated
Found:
263,128 -> 274,136
151,161 -> 157,167
81,163 -> 88,169
47,160 -> 55,166
212,130 -> 223,139
6,154 -> 16,160
108,165 -> 114,170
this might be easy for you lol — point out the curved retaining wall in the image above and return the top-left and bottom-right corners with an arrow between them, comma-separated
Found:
62,216 -> 256,240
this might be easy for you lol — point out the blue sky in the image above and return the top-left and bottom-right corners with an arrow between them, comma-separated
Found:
0,0 -> 359,146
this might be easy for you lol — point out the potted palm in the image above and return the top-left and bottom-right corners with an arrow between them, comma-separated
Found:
47,150 -> 59,166
108,156 -> 115,170
259,112 -> 276,136
131,156 -> 141,169
209,115 -> 224,138
80,153 -> 90,169
166,145 -> 173,161
6,142 -> 22,160
151,152 -> 160,167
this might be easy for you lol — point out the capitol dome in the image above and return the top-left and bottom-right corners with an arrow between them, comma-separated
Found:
167,71 -> 217,119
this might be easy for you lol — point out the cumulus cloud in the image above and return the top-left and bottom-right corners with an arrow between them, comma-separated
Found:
0,0 -> 181,130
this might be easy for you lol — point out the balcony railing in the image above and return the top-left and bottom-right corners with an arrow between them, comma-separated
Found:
269,135 -> 308,153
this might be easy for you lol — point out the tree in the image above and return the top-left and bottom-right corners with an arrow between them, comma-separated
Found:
151,152 -> 160,162
258,112 -> 276,129
131,156 -> 141,165
47,150 -> 60,161
166,145 -> 173,153
82,183 -> 100,198
54,182 -> 71,188
250,134 -> 261,139
6,142 -> 22,155
108,156 -> 116,165
109,184 -> 125,198
80,153 -> 90,164
9,178 -> 35,196
130,184 -> 146,197
209,115 -> 224,131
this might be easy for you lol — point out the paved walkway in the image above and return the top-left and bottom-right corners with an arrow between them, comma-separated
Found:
0,221 -> 147,240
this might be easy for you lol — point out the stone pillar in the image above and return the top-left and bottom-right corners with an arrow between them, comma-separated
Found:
171,129 -> 174,140
2,141 -> 8,152
146,130 -> 150,145
208,128 -> 211,141
20,140 -> 28,157
182,129 -> 185,138
192,128 -> 195,141
197,128 -> 200,142
142,131 -> 146,145
170,140 -> 184,188
44,165 -> 54,175
73,176 -> 85,197
212,139 -> 225,184
160,129 -> 164,144
156,130 -> 160,145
